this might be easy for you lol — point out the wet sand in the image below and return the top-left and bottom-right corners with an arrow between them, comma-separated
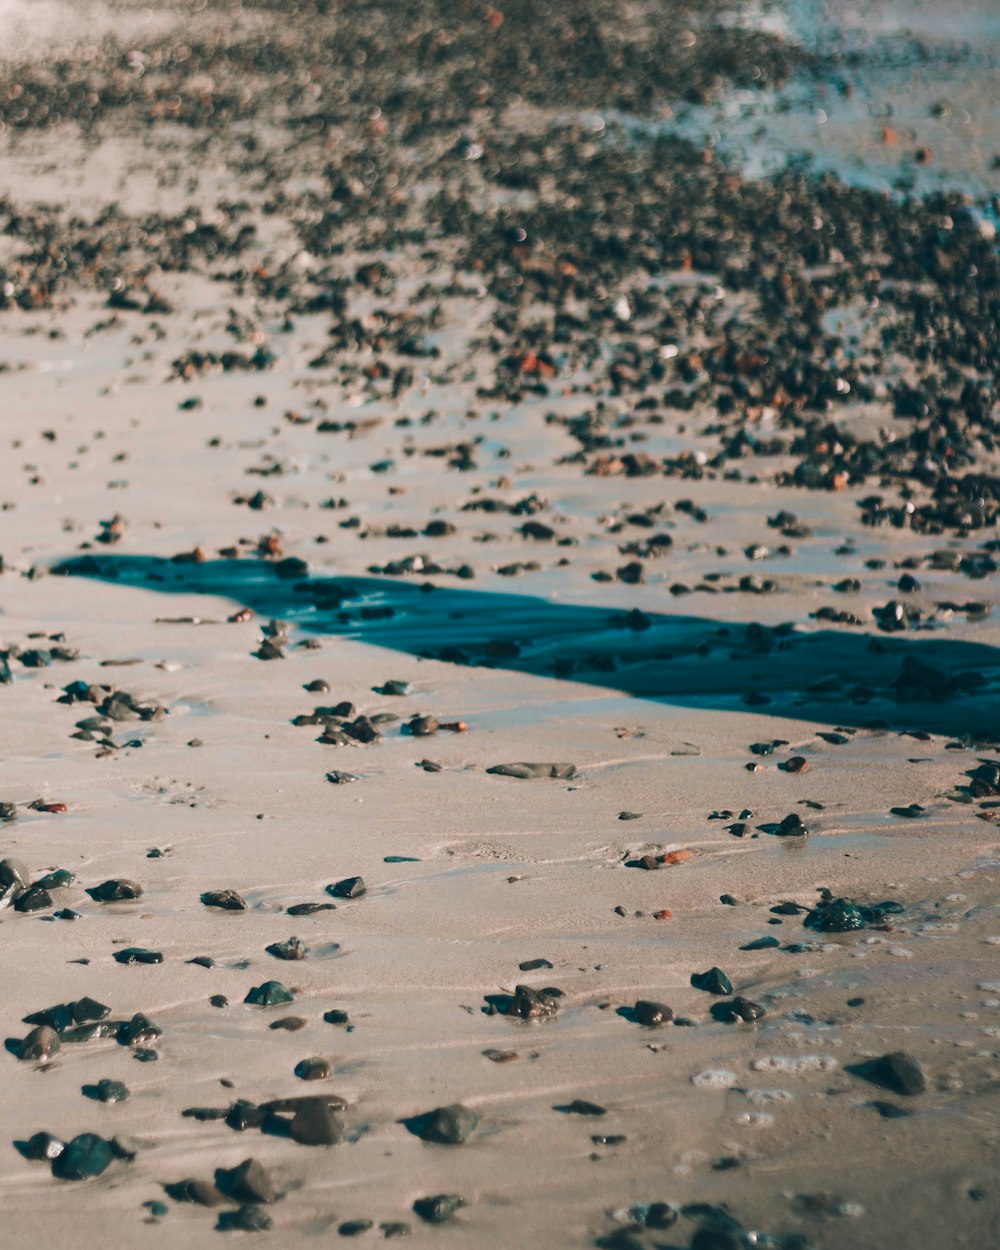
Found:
0,2 -> 998,1247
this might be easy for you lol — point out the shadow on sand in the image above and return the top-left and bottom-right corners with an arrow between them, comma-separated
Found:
52,553 -> 1000,740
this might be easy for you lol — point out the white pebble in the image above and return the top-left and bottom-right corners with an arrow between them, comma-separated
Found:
735,1111 -> 773,1128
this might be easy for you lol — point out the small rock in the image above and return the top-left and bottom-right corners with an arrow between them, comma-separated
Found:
89,1079 -> 129,1103
410,1104 -> 478,1145
244,981 -> 294,1006
633,1001 -> 672,1026
268,936 -> 307,960
294,1057 -> 331,1081
289,1099 -> 345,1146
89,879 -> 143,901
53,1133 -> 114,1180
486,762 -> 577,780
328,876 -> 366,899
201,889 -> 247,910
848,1052 -> 926,1096
691,968 -> 733,995
14,885 -> 54,913
216,1157 -> 278,1204
413,1195 -> 465,1224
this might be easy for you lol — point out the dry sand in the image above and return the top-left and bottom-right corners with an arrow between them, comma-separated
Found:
0,2 -> 998,1248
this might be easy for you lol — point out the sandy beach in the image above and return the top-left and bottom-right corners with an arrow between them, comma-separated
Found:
0,2 -> 998,1246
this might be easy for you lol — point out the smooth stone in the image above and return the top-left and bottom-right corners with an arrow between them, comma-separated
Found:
848,1052 -> 927,1096
114,948 -> 163,964
294,1057 -> 331,1081
216,1157 -> 278,1204
773,814 -> 807,837
144,1200 -> 169,1218
0,857 -> 31,889
118,1013 -> 162,1045
289,1100 -> 345,1146
339,1220 -> 374,1236
486,762 -> 577,780
565,1099 -> 606,1116
412,1104 -> 478,1145
634,1000 -> 673,1027
740,936 -> 780,950
328,876 -> 366,899
380,1223 -> 411,1238
19,1025 -> 60,1060
244,981 -> 294,1006
518,958 -> 554,971
53,1132 -> 114,1180
36,869 -> 75,890
89,1078 -> 129,1103
14,885 -> 54,913
270,1016 -> 307,1032
201,889 -> 247,910
720,997 -> 766,1022
323,1009 -> 350,1026
691,968 -> 733,995
89,878 -> 143,901
413,1194 -> 465,1224
507,984 -> 560,1019
326,771 -> 360,785
288,902 -> 336,916
267,936 -> 307,960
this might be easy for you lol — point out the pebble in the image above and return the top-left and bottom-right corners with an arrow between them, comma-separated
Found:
87,1078 -> 129,1103
216,1157 -> 279,1204
328,876 -> 366,899
773,814 -> 808,837
564,1099 -> 606,1116
244,981 -> 294,1006
89,879 -> 143,901
294,1057 -> 331,1081
323,1009 -> 350,1026
408,1103 -> 479,1145
288,902 -> 337,916
339,1220 -> 374,1236
289,1099 -> 345,1145
114,948 -> 163,965
268,936 -> 307,960
14,885 -> 54,912
690,968 -> 733,995
270,1016 -> 307,1032
486,762 -> 577,779
633,1000 -> 673,1026
326,770 -> 360,785
413,1195 -> 465,1224
201,889 -> 248,910
848,1051 -> 927,1095
53,1133 -> 114,1180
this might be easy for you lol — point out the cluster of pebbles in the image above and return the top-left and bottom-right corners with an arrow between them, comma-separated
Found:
1,0 -> 999,1246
